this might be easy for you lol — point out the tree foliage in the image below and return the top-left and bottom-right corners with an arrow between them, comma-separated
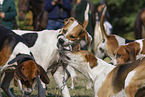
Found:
91,0 -> 145,35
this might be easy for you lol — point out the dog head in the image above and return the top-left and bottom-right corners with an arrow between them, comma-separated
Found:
57,17 -> 92,51
8,54 -> 49,95
62,50 -> 97,80
113,45 -> 136,64
95,39 -> 108,59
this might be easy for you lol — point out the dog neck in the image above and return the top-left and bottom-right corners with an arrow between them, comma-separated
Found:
87,58 -> 115,82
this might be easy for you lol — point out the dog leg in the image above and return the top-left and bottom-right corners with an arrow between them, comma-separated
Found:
37,75 -> 46,97
66,65 -> 77,89
52,65 -> 70,97
1,71 -> 15,97
86,79 -> 92,90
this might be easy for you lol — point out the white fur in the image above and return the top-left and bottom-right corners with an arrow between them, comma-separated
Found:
125,70 -> 136,87
65,21 -> 78,36
13,29 -> 78,97
134,39 -> 144,59
1,42 -> 31,72
84,3 -> 89,21
65,51 -> 138,97
96,34 -> 126,61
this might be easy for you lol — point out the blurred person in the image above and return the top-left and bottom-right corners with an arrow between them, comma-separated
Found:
0,0 -> 17,29
45,0 -> 71,30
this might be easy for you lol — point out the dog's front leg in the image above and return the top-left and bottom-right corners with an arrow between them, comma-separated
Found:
1,71 -> 15,97
52,65 -> 70,97
37,75 -> 46,97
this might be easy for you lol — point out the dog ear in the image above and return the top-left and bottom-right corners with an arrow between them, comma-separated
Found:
14,64 -> 28,81
85,52 -> 97,68
125,47 -> 136,61
37,64 -> 50,84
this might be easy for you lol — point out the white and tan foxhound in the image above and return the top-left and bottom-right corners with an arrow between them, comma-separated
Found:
94,7 -> 135,62
13,3 -> 92,97
114,39 -> 145,64
61,50 -> 145,97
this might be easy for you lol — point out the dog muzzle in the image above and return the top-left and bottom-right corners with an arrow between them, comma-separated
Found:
57,34 -> 73,51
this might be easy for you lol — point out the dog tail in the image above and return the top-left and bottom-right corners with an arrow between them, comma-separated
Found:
100,6 -> 109,39
83,3 -> 90,28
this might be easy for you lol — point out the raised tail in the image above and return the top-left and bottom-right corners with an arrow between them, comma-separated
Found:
100,6 -> 109,39
83,3 -> 90,28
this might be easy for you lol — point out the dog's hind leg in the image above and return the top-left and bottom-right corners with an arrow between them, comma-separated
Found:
1,71 -> 15,97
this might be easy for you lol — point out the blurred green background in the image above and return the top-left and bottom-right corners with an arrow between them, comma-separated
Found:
91,0 -> 145,39
15,0 -> 145,39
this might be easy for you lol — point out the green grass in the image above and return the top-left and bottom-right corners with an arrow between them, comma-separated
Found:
1,72 -> 94,97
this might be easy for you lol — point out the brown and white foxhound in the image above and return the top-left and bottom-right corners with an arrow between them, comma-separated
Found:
94,7 -> 135,63
114,39 -> 145,64
13,3 -> 92,97
0,25 -> 49,97
61,50 -> 145,97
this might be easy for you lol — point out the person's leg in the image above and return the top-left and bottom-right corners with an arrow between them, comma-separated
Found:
46,20 -> 57,30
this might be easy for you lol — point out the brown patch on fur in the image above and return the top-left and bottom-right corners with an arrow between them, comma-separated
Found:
78,50 -> 97,68
72,44 -> 81,52
127,42 -> 140,55
83,20 -> 88,29
114,42 -> 141,64
61,17 -> 90,44
98,58 -> 145,97
22,60 -> 38,83
106,35 -> 119,57
125,58 -> 145,97
0,45 -> 12,66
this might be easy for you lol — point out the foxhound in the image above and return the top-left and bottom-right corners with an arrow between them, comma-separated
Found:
114,39 -> 145,64
0,25 -> 49,97
61,50 -> 145,97
13,3 -> 92,97
94,7 -> 134,63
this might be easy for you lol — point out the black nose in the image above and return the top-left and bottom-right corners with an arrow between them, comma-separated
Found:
58,38 -> 64,45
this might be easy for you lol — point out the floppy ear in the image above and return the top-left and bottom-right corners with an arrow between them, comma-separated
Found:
37,65 -> 50,84
125,47 -> 136,61
85,52 -> 97,68
14,64 -> 28,81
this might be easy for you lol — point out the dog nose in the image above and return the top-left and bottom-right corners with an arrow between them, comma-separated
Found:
58,38 -> 64,45
24,91 -> 31,95
24,88 -> 32,95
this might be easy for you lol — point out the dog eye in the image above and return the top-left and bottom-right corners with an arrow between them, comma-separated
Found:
117,54 -> 121,58
99,47 -> 104,52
